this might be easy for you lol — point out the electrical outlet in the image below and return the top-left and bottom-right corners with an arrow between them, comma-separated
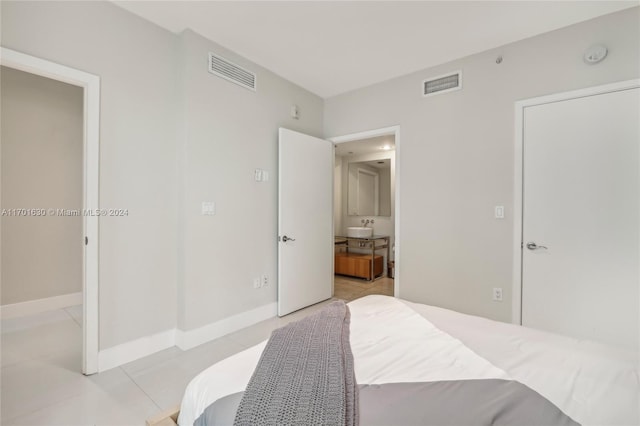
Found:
492,287 -> 503,302
253,278 -> 260,289
261,274 -> 269,287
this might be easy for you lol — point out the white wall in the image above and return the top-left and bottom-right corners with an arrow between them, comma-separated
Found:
1,1 -> 180,349
176,30 -> 324,331
325,7 -> 640,322
1,67 -> 82,305
1,1 -> 325,351
1,1 -> 325,355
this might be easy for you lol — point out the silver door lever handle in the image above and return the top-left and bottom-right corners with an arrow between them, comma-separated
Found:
526,242 -> 548,250
281,235 -> 295,242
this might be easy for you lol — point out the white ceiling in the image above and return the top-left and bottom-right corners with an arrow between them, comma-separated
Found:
114,1 -> 637,98
358,158 -> 391,170
335,135 -> 395,157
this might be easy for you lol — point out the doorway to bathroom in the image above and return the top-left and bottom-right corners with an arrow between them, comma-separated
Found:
330,126 -> 400,302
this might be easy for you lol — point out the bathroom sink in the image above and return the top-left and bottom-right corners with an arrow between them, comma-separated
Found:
347,227 -> 373,238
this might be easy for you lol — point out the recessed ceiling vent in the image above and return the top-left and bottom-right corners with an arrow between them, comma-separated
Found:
208,52 -> 256,91
422,70 -> 462,97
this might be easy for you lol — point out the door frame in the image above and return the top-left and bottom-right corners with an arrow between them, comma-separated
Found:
1,47 -> 101,374
512,79 -> 639,325
329,125 -> 401,297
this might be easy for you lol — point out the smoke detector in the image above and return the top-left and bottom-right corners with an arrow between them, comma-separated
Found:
583,45 -> 608,65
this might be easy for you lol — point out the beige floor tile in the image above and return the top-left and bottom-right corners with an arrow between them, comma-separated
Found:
177,336 -> 247,376
1,317 -> 81,368
1,352 -> 83,422
224,316 -> 282,348
5,367 -> 159,426
64,305 -> 83,327
334,275 -> 394,302
120,346 -> 184,377
1,309 -> 73,334
123,336 -> 245,410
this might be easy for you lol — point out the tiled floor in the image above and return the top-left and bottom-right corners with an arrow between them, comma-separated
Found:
0,278 -> 392,425
334,274 -> 394,302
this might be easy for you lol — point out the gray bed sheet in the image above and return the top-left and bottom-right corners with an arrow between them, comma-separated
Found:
195,379 -> 579,426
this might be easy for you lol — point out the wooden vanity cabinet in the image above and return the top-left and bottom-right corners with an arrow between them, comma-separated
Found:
334,252 -> 383,280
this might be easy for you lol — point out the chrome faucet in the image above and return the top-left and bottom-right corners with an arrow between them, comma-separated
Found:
361,219 -> 374,227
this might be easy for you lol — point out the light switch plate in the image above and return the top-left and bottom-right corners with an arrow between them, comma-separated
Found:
202,201 -> 215,215
291,104 -> 299,119
254,169 -> 269,182
494,206 -> 504,219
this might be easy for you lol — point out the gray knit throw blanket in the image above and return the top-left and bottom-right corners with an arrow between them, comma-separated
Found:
234,301 -> 357,426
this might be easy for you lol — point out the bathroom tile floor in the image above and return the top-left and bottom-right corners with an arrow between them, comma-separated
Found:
1,278 -> 392,425
334,275 -> 394,302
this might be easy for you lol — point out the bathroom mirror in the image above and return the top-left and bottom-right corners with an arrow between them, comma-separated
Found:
347,159 -> 391,216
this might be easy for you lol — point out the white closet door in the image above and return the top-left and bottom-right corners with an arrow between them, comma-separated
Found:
522,88 -> 639,349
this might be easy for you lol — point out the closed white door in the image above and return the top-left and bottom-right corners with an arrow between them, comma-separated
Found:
522,87 -> 639,349
278,128 -> 333,316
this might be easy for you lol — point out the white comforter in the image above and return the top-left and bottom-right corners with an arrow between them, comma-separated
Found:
178,295 -> 639,426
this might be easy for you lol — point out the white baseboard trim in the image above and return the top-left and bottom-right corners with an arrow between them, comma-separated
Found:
98,328 -> 176,372
1,292 -> 82,319
97,302 -> 277,371
175,302 -> 278,351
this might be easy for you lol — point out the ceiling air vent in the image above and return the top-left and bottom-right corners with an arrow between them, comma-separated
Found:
208,52 -> 256,91
422,70 -> 462,97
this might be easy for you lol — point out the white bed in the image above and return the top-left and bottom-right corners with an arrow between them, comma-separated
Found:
178,295 -> 639,426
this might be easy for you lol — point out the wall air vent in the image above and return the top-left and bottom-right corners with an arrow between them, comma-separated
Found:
208,52 -> 256,91
422,70 -> 462,97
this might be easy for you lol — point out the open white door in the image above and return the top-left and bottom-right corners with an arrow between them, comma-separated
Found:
278,128 -> 333,316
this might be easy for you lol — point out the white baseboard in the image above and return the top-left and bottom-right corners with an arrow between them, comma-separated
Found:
175,302 -> 278,351
97,302 -> 277,371
1,292 -> 82,319
98,328 -> 176,372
